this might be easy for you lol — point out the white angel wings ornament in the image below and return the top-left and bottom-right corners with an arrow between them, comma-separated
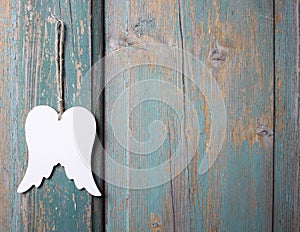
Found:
17,106 -> 101,196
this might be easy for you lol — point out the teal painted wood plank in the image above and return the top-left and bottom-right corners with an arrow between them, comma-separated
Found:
0,0 -> 20,231
104,0 -> 274,231
2,0 -> 298,231
274,0 -> 299,231
104,0 -> 131,229
0,0 -> 97,231
180,1 -> 274,231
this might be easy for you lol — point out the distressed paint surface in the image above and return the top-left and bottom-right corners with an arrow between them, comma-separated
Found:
0,0 -> 19,231
105,0 -> 274,232
0,0 -> 99,231
274,0 -> 299,231
0,0 -> 299,232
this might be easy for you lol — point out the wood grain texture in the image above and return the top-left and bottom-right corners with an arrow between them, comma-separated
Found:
0,0 -> 19,231
104,0 -> 274,231
274,0 -> 300,231
0,0 -> 299,231
0,0 -> 98,231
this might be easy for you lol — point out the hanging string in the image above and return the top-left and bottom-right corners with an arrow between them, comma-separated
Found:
55,20 -> 64,120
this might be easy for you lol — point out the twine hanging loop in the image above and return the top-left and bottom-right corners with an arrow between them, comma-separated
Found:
55,20 -> 64,120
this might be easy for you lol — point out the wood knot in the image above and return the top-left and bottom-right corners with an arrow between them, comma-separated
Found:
148,213 -> 161,232
132,17 -> 156,37
209,40 -> 227,68
256,123 -> 273,137
150,222 -> 160,228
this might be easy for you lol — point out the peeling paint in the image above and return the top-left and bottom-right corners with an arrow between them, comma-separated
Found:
72,193 -> 77,211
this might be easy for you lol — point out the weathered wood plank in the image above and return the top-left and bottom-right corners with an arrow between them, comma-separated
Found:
274,1 -> 299,231
104,2 -> 133,231
105,0 -> 274,231
0,0 -> 20,231
169,0 -> 274,230
2,0 -> 299,231
0,0 -> 96,231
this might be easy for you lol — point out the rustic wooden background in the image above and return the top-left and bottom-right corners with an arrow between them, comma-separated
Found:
0,0 -> 299,231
